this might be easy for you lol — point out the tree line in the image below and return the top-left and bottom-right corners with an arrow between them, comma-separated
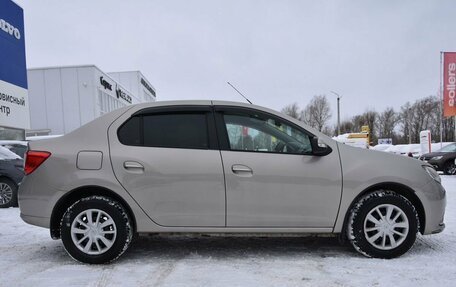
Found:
281,95 -> 455,145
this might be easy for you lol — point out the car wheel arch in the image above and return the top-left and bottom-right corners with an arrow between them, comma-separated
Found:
340,182 -> 425,238
49,185 -> 137,239
0,175 -> 17,187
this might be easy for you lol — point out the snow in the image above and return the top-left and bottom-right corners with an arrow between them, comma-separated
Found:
2,178 -> 456,286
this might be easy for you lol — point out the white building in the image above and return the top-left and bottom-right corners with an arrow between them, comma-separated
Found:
27,65 -> 156,136
108,71 -> 156,103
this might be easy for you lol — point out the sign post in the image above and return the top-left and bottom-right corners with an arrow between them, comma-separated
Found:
420,130 -> 432,155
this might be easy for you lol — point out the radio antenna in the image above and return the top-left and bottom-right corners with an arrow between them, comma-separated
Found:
227,81 -> 252,104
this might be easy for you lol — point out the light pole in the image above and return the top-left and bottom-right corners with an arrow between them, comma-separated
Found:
330,91 -> 342,136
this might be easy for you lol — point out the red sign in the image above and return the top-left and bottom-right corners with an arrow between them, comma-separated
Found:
444,52 -> 456,117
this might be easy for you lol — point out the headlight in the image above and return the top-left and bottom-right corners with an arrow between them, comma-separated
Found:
423,165 -> 441,184
432,156 -> 443,160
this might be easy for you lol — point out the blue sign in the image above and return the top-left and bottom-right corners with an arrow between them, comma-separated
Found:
0,0 -> 27,89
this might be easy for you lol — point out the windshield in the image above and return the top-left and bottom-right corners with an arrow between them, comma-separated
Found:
438,143 -> 456,153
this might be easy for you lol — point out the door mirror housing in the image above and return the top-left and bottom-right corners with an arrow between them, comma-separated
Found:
310,136 -> 332,156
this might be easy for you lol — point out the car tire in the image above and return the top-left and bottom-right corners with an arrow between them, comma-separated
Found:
0,178 -> 17,208
60,196 -> 133,264
347,190 -> 419,259
443,160 -> 456,175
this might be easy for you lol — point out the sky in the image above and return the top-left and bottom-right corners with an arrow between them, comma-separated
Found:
14,0 -> 456,124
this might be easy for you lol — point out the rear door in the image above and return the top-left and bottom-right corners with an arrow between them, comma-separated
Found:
215,106 -> 342,228
109,105 -> 226,227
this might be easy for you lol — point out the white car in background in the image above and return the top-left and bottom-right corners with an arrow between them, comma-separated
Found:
371,144 -> 392,152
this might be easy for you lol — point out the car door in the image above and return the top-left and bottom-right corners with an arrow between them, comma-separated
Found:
215,106 -> 342,228
109,105 -> 226,227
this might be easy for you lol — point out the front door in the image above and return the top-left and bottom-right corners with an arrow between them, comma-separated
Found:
215,107 -> 342,227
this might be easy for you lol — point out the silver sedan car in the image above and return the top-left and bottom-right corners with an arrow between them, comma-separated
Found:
18,100 -> 446,264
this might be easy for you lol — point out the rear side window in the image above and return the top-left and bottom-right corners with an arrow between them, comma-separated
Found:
118,116 -> 141,146
118,113 -> 209,149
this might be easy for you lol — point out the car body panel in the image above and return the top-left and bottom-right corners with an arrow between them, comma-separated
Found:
0,158 -> 24,186
333,144 -> 445,234
221,150 -> 342,227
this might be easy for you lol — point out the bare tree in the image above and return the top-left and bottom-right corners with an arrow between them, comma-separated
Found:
377,107 -> 398,139
339,120 -> 355,134
398,96 -> 440,143
281,102 -> 300,119
301,95 -> 332,131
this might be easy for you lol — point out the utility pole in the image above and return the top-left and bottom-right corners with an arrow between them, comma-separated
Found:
330,91 -> 342,136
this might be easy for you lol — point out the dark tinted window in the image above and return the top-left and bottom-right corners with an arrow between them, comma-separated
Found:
143,113 -> 208,149
118,116 -> 141,145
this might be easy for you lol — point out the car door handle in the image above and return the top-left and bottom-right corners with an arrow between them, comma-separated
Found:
123,161 -> 144,170
232,164 -> 253,175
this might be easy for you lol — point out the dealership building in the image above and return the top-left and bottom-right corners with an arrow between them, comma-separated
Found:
27,66 -> 156,136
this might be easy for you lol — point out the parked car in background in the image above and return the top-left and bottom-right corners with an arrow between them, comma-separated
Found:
18,101 -> 446,263
0,146 -> 24,208
384,144 -> 404,155
419,143 -> 456,175
0,140 -> 28,159
398,144 -> 422,158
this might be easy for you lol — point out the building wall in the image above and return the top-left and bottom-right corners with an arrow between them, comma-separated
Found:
27,66 -> 97,135
108,71 -> 156,103
27,65 -> 147,135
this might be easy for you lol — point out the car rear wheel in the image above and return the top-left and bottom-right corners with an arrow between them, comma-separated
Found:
347,190 -> 419,258
60,196 -> 133,264
0,178 -> 17,208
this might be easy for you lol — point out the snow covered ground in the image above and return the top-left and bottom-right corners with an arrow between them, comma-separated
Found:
1,178 -> 456,287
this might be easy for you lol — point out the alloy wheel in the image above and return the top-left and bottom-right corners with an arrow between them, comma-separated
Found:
0,182 -> 13,205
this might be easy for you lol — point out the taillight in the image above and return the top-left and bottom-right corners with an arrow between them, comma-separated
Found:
24,151 -> 51,175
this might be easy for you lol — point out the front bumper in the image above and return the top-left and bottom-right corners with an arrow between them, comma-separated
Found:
420,180 -> 446,235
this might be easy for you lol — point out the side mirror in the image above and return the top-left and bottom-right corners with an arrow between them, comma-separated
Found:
310,136 -> 332,156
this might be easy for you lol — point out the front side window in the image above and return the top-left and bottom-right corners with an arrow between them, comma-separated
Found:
223,113 -> 312,154
118,113 -> 209,149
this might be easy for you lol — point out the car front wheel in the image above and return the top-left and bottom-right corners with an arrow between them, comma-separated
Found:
60,196 -> 133,264
347,190 -> 419,259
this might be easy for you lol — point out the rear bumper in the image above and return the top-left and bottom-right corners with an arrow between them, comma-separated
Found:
20,213 -> 49,228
